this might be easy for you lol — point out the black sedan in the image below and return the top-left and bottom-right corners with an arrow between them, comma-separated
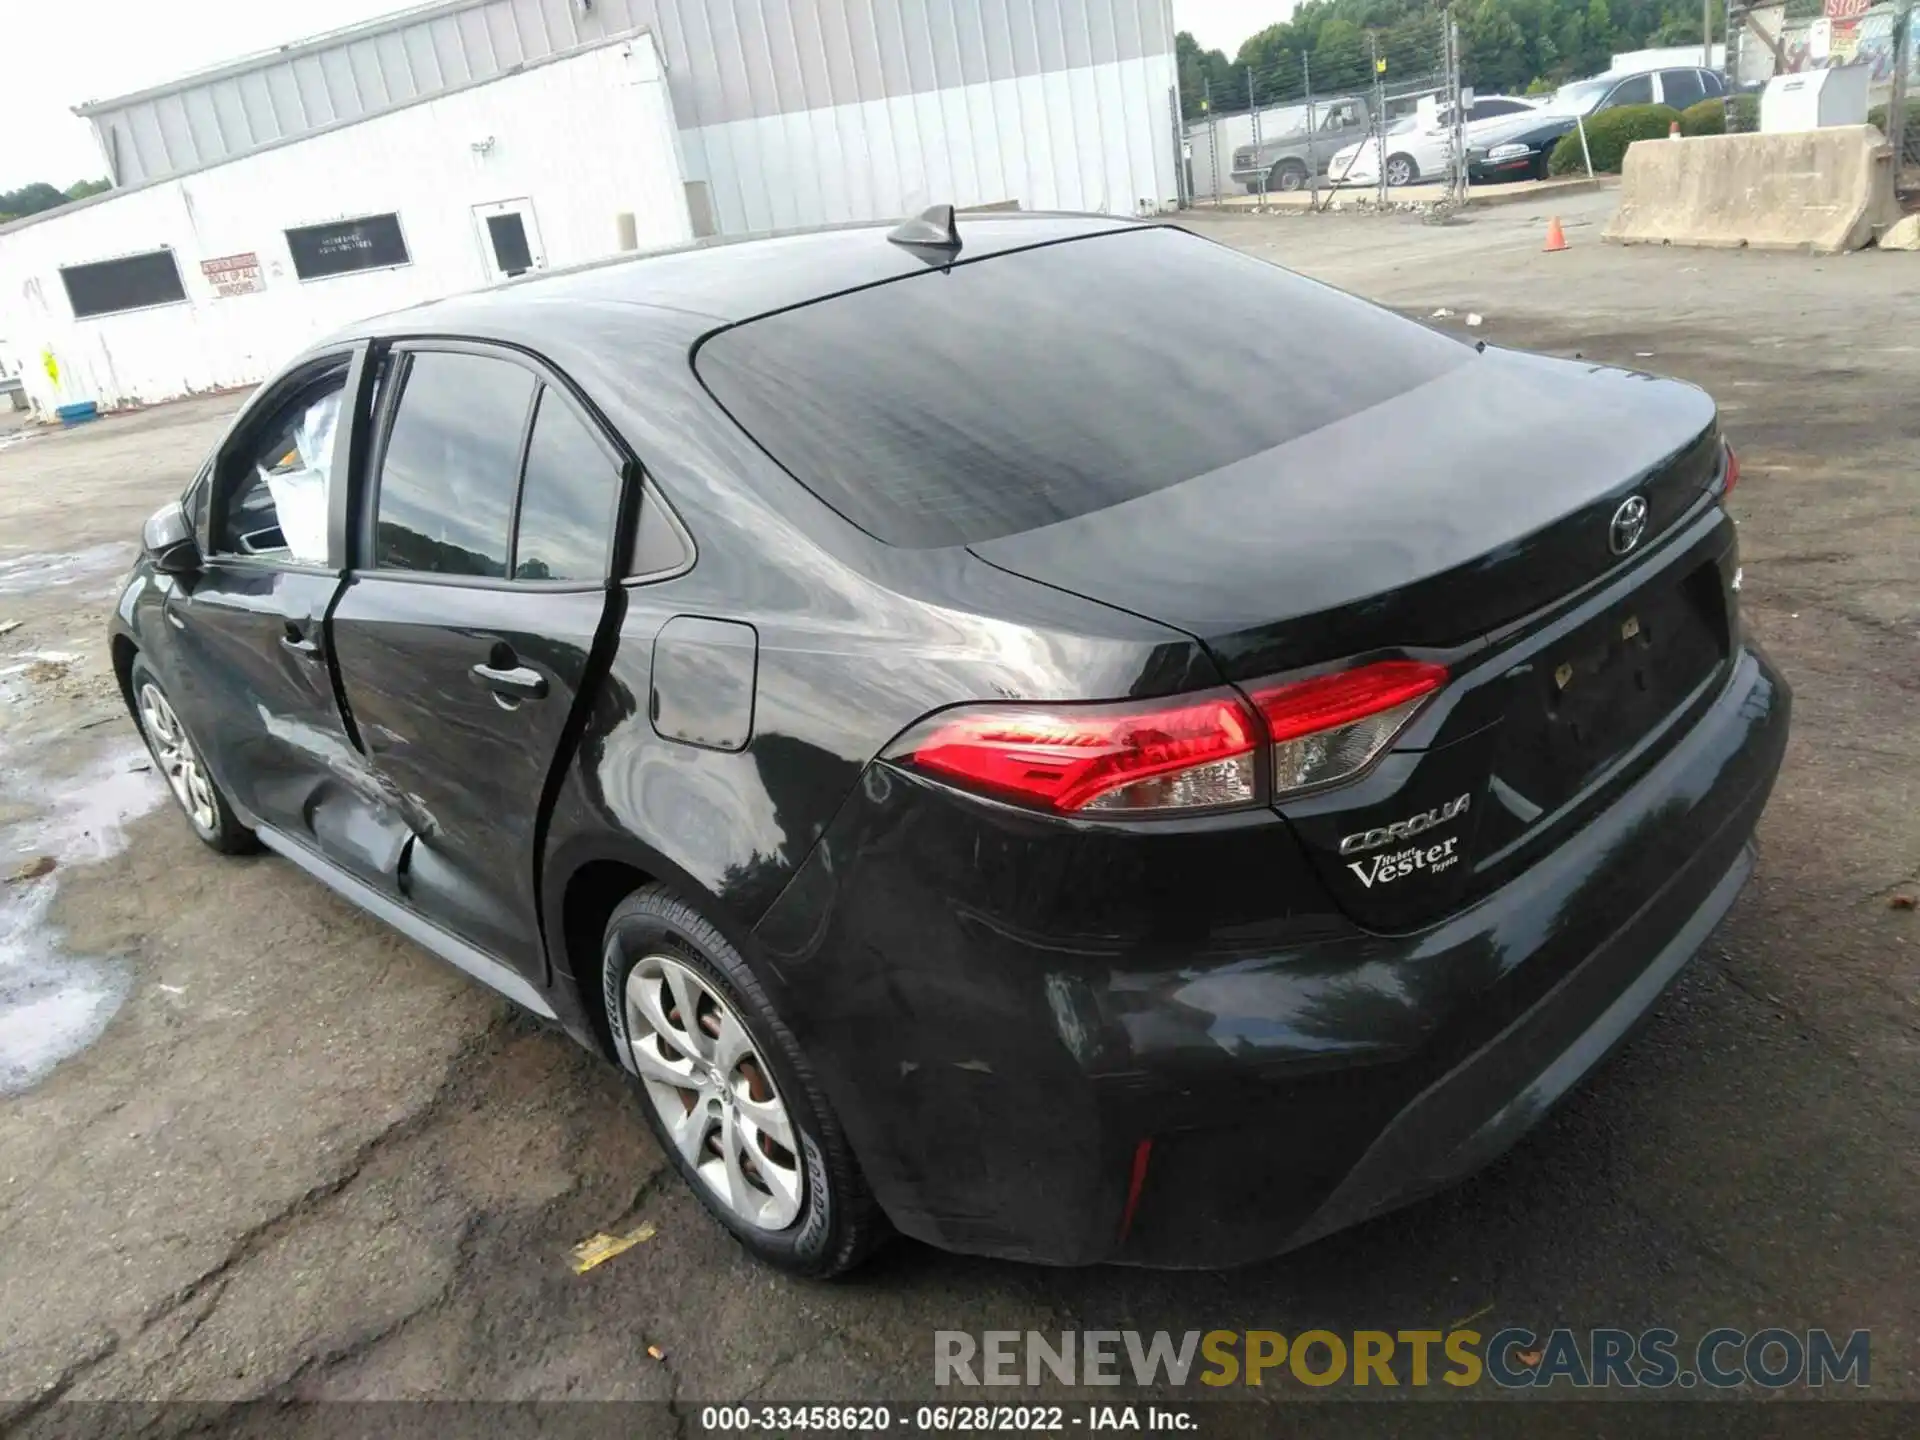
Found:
112,209 -> 1787,1275
1467,113 -> 1579,182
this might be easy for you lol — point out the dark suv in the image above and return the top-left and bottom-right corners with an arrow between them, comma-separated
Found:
113,211 -> 1786,1275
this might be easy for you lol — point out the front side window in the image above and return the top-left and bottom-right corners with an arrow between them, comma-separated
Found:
374,351 -> 533,577
512,388 -> 619,581
214,368 -> 346,562
183,465 -> 212,539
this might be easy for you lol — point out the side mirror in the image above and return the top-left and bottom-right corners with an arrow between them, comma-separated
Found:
143,501 -> 202,576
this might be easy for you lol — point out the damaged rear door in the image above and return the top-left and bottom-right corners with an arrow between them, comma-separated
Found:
325,343 -> 625,983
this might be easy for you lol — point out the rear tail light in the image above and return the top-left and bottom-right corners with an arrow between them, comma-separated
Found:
1250,659 -> 1448,798
887,660 -> 1448,816
1721,441 -> 1740,496
885,689 -> 1259,815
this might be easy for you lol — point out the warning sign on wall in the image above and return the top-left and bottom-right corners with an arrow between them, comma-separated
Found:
200,253 -> 265,297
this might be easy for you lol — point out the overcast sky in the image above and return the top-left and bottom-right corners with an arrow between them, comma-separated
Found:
0,0 -> 405,192
1174,0 -> 1295,57
2,0 -> 1291,194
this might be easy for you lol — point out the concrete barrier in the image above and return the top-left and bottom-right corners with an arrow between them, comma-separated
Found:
1604,126 -> 1899,254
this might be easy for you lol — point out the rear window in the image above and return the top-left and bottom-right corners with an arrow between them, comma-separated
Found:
695,227 -> 1468,548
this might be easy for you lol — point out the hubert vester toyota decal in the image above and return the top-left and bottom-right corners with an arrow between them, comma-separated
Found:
1340,793 -> 1472,889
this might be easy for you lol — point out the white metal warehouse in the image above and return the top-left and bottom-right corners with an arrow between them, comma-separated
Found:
0,0 -> 1181,413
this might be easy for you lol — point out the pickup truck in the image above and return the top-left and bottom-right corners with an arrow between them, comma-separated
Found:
1230,96 -> 1371,192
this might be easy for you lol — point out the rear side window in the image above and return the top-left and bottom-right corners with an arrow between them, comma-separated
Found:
1469,98 -> 1529,120
1605,74 -> 1653,108
375,351 -> 534,576
1661,69 -> 1705,108
512,388 -> 619,581
695,227 -> 1468,548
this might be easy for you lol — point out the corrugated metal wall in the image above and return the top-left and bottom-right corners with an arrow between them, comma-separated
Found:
83,0 -> 651,185
83,0 -> 1179,227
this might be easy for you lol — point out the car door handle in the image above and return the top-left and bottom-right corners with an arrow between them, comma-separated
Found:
469,662 -> 548,701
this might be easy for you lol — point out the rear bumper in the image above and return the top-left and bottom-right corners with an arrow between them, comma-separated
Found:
753,644 -> 1789,1266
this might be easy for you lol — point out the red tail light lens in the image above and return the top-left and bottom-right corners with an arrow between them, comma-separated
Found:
1249,659 -> 1448,797
886,689 -> 1260,815
1722,441 -> 1740,496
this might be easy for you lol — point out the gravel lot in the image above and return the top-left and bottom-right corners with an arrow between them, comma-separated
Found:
2,189 -> 1915,1425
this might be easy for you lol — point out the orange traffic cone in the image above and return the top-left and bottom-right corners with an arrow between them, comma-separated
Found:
1668,120 -> 1682,140
1544,216 -> 1569,252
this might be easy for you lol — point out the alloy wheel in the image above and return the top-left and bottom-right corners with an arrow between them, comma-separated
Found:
623,954 -> 804,1230
1386,156 -> 1413,187
138,682 -> 218,833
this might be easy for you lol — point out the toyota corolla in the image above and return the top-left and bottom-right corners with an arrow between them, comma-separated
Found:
110,209 -> 1788,1275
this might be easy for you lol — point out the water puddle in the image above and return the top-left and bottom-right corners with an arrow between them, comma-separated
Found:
0,742 -> 165,1094
0,543 -> 135,597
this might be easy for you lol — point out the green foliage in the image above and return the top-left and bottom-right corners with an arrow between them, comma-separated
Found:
1548,103 -> 1680,173
1177,31 -> 1245,119
1178,0 -> 1726,121
0,178 -> 111,221
0,182 -> 68,219
1679,97 -> 1725,135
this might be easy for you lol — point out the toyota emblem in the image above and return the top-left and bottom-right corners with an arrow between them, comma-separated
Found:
1609,496 -> 1649,556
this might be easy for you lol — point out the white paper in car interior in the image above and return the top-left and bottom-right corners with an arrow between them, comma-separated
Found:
261,389 -> 339,563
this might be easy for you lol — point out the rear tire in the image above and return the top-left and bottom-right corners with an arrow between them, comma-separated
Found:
601,884 -> 885,1277
129,656 -> 256,855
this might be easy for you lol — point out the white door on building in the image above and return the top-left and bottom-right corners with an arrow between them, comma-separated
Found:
472,199 -> 546,283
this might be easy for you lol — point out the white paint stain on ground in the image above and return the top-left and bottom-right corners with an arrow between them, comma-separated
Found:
0,742 -> 165,1094
0,544 -> 136,597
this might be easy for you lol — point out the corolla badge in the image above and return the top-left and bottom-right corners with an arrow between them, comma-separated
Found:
1338,793 -> 1470,856
1609,495 -> 1649,556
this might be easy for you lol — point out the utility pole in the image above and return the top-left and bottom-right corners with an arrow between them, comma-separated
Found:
1250,68 -> 1263,206
1704,0 -> 1714,69
1370,32 -> 1387,207
1304,54 -> 1319,207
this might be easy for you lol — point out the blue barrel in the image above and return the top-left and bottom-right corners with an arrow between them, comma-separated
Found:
55,401 -> 98,426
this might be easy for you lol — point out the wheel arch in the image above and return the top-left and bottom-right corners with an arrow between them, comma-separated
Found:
544,827 -> 772,1065
110,632 -> 139,719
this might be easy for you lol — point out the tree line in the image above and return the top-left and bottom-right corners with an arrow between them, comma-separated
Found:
1179,0 -> 1723,117
0,179 -> 112,225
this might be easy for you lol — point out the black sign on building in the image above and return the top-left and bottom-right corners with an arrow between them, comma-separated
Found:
285,213 -> 411,280
60,249 -> 189,318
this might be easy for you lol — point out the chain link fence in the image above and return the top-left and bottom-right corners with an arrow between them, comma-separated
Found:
1185,14 -> 1467,210
1725,0 -> 1919,188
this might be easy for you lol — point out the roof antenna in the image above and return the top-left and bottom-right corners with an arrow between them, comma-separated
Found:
887,204 -> 961,256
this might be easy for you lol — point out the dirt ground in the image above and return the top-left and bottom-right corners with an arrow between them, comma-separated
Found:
2,189 -> 1915,1424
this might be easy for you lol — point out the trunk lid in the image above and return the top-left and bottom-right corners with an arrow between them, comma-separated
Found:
967,348 -> 1720,681
972,350 -> 1733,931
